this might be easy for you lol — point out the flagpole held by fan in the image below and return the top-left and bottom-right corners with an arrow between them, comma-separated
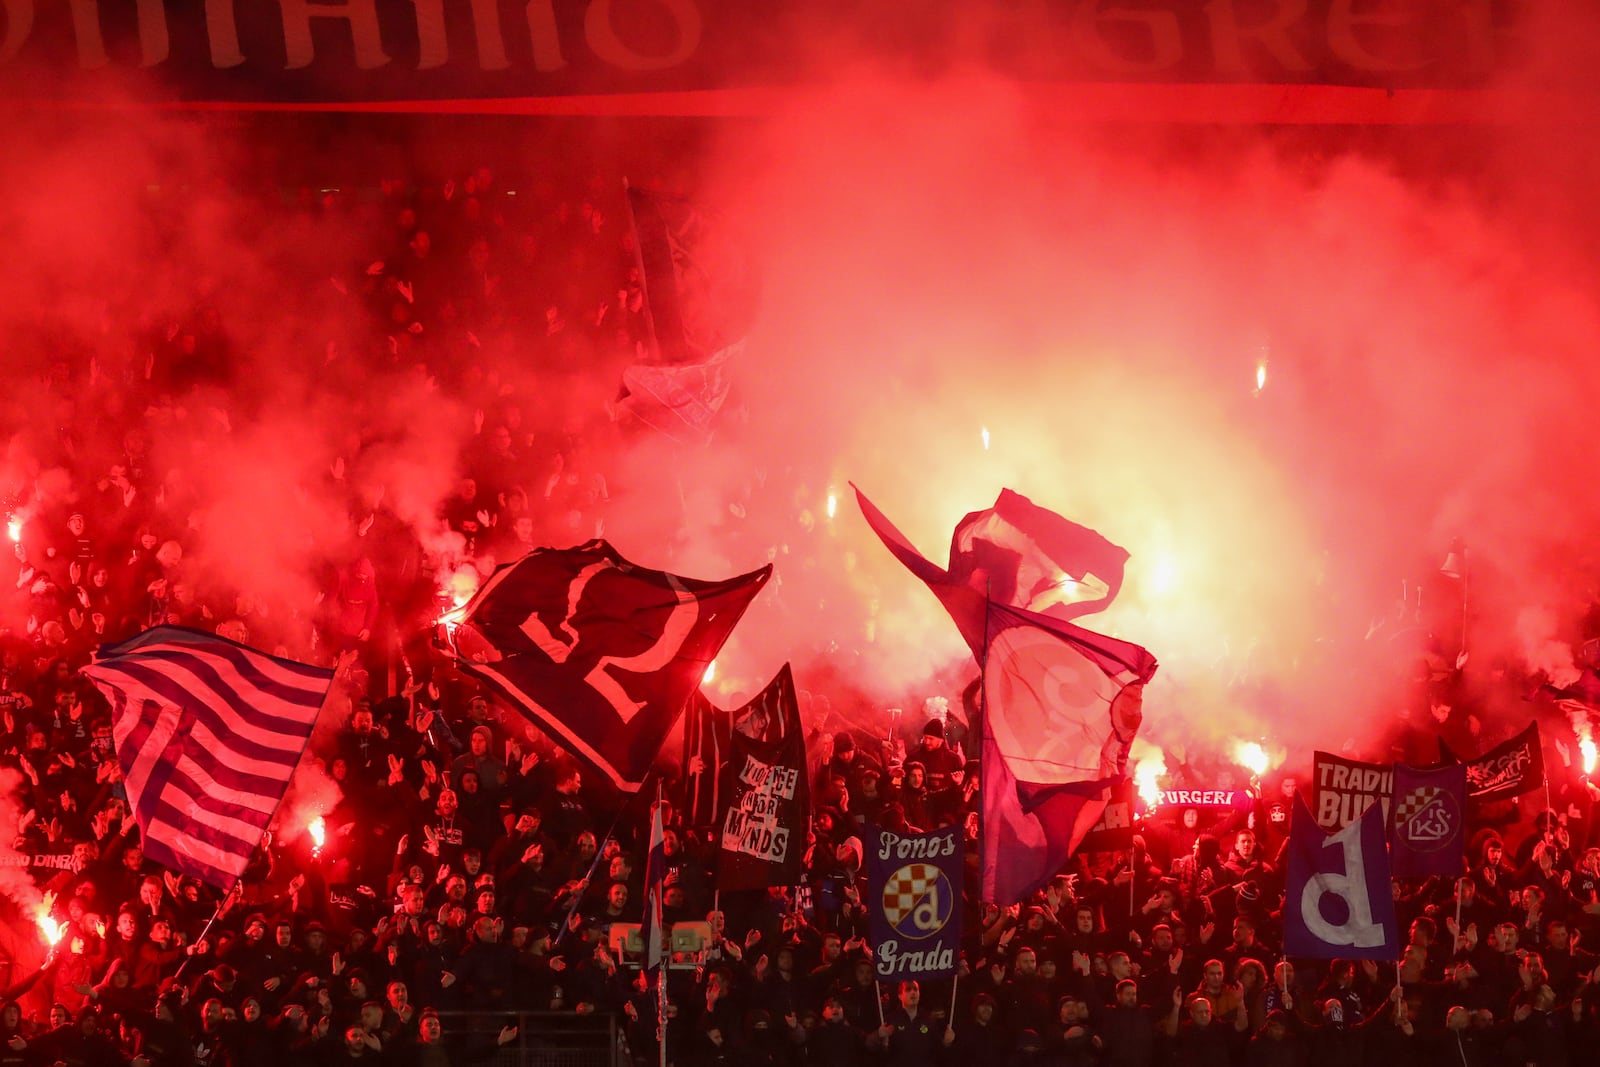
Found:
175,879 -> 241,980
655,781 -> 668,1067
552,772 -> 663,949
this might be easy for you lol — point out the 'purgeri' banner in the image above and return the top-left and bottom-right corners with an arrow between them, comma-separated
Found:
868,824 -> 962,981
1155,788 -> 1254,811
1312,751 -> 1392,830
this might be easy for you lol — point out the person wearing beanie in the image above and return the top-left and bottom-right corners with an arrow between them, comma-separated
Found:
827,730 -> 882,798
910,719 -> 961,778
954,991 -> 1009,1059
451,724 -> 508,795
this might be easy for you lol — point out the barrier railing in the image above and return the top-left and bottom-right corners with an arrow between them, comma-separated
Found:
430,1009 -> 622,1067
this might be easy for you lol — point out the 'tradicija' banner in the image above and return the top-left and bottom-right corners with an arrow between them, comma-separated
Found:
868,825 -> 962,981
1312,751 -> 1393,830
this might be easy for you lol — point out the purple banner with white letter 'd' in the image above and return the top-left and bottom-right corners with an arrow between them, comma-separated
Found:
868,825 -> 963,981
1284,794 -> 1398,960
1389,762 -> 1467,878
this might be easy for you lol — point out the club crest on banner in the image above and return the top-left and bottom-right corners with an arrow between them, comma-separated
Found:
868,826 -> 963,980
1392,786 -> 1459,852
880,863 -> 955,940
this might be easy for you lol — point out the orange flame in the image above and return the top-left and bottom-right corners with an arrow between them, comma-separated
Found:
1232,740 -> 1271,777
308,815 -> 326,853
35,891 -> 61,946
1134,749 -> 1166,809
435,565 -> 480,636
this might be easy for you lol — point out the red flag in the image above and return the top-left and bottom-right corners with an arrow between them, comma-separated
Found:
980,602 -> 1156,905
853,486 -> 1129,659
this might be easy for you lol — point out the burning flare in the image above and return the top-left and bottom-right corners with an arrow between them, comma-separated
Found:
981,426 -> 991,451
1563,706 -> 1596,776
5,516 -> 18,543
1255,359 -> 1268,393
1232,740 -> 1271,778
35,890 -> 61,946
308,815 -> 326,854
435,564 -> 481,637
1134,748 -> 1167,809
702,660 -> 717,685
826,491 -> 837,520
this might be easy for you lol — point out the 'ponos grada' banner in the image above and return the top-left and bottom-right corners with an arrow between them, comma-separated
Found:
0,0 -> 1524,104
868,825 -> 962,981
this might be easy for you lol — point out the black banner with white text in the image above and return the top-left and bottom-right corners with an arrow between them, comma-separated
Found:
713,664 -> 809,890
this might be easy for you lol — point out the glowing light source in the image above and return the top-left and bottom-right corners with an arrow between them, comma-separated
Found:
1233,741 -> 1270,777
826,491 -> 837,520
702,660 -> 716,685
1135,750 -> 1166,808
308,815 -> 326,854
1148,554 -> 1178,596
35,891 -> 61,946
981,427 -> 990,451
435,565 -> 480,637
1582,736 -> 1597,777
1255,360 -> 1267,394
6,517 -> 18,542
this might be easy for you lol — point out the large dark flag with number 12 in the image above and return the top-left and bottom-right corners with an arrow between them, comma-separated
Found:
444,540 -> 771,792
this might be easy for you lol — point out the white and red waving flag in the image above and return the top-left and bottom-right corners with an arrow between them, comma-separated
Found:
854,486 -> 1130,658
80,626 -> 334,889
981,602 -> 1157,906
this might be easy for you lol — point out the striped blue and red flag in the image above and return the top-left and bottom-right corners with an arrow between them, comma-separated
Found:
79,626 -> 334,889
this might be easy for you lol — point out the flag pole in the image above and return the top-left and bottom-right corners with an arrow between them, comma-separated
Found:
1130,846 -> 1137,919
621,177 -> 662,362
948,972 -> 959,1025
175,878 -> 238,979
655,779 -> 668,1067
553,778 -> 657,949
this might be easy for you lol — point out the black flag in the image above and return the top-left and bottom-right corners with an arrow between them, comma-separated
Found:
443,541 -> 770,792
1440,722 -> 1543,801
714,665 -> 811,890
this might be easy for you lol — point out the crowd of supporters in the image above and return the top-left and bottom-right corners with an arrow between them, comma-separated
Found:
3,156 -> 1600,1067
